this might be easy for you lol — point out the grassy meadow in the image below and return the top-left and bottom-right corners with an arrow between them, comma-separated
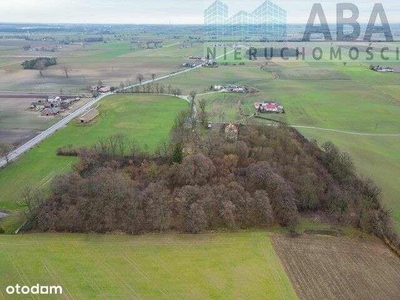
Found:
0,232 -> 297,300
0,94 -> 188,213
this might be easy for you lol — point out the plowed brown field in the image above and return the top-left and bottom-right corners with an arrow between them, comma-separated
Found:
272,234 -> 400,300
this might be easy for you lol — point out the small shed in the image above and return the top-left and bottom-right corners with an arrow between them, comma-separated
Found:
80,107 -> 99,123
41,107 -> 60,116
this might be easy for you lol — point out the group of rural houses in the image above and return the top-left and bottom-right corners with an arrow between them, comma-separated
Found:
181,59 -> 217,69
213,84 -> 250,93
90,84 -> 111,94
30,96 -> 81,116
254,101 -> 285,114
370,65 -> 394,73
181,62 -> 198,68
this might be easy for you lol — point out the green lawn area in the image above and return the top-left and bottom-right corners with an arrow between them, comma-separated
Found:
0,94 -> 188,213
0,232 -> 297,300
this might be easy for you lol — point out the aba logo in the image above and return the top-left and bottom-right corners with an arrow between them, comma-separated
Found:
204,0 -> 287,38
303,3 -> 393,42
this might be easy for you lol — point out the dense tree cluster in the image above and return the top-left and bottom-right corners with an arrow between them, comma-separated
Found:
29,118 -> 398,248
21,57 -> 57,70
117,80 -> 183,96
84,37 -> 104,43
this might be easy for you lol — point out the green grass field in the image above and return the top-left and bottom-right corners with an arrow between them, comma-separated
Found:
0,94 -> 188,213
0,232 -> 297,300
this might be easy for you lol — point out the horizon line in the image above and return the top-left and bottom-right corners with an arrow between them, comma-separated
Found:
2,22 -> 400,26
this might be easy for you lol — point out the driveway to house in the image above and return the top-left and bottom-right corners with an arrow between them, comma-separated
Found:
0,50 -> 234,168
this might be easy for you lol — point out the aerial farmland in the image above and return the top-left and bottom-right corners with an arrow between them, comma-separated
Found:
0,2 -> 400,299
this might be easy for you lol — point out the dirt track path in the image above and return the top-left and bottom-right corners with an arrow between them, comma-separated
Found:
291,125 -> 400,137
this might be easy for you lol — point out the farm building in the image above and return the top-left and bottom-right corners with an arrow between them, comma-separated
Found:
213,84 -> 250,93
188,56 -> 203,60
98,86 -> 111,93
203,60 -> 217,67
47,96 -> 61,108
91,84 -> 111,94
90,85 -> 99,92
370,65 -> 394,72
255,102 -> 285,114
182,62 -> 197,68
41,107 -> 60,116
30,100 -> 45,110
225,84 -> 246,93
48,96 -> 61,104
80,107 -> 99,123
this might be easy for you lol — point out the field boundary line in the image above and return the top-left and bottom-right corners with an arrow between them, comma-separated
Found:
291,125 -> 400,137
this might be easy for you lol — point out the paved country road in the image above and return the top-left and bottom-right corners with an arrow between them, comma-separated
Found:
0,50 -> 234,168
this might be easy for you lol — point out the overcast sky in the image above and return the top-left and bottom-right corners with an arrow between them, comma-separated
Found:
0,0 -> 399,24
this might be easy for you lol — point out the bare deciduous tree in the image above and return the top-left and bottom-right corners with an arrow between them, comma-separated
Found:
19,187 -> 44,217
60,64 -> 72,78
198,99 -> 208,127
119,82 -> 125,93
185,202 -> 207,233
189,90 -> 197,102
189,90 -> 197,118
0,142 -> 13,165
137,73 -> 144,85
34,59 -> 46,77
